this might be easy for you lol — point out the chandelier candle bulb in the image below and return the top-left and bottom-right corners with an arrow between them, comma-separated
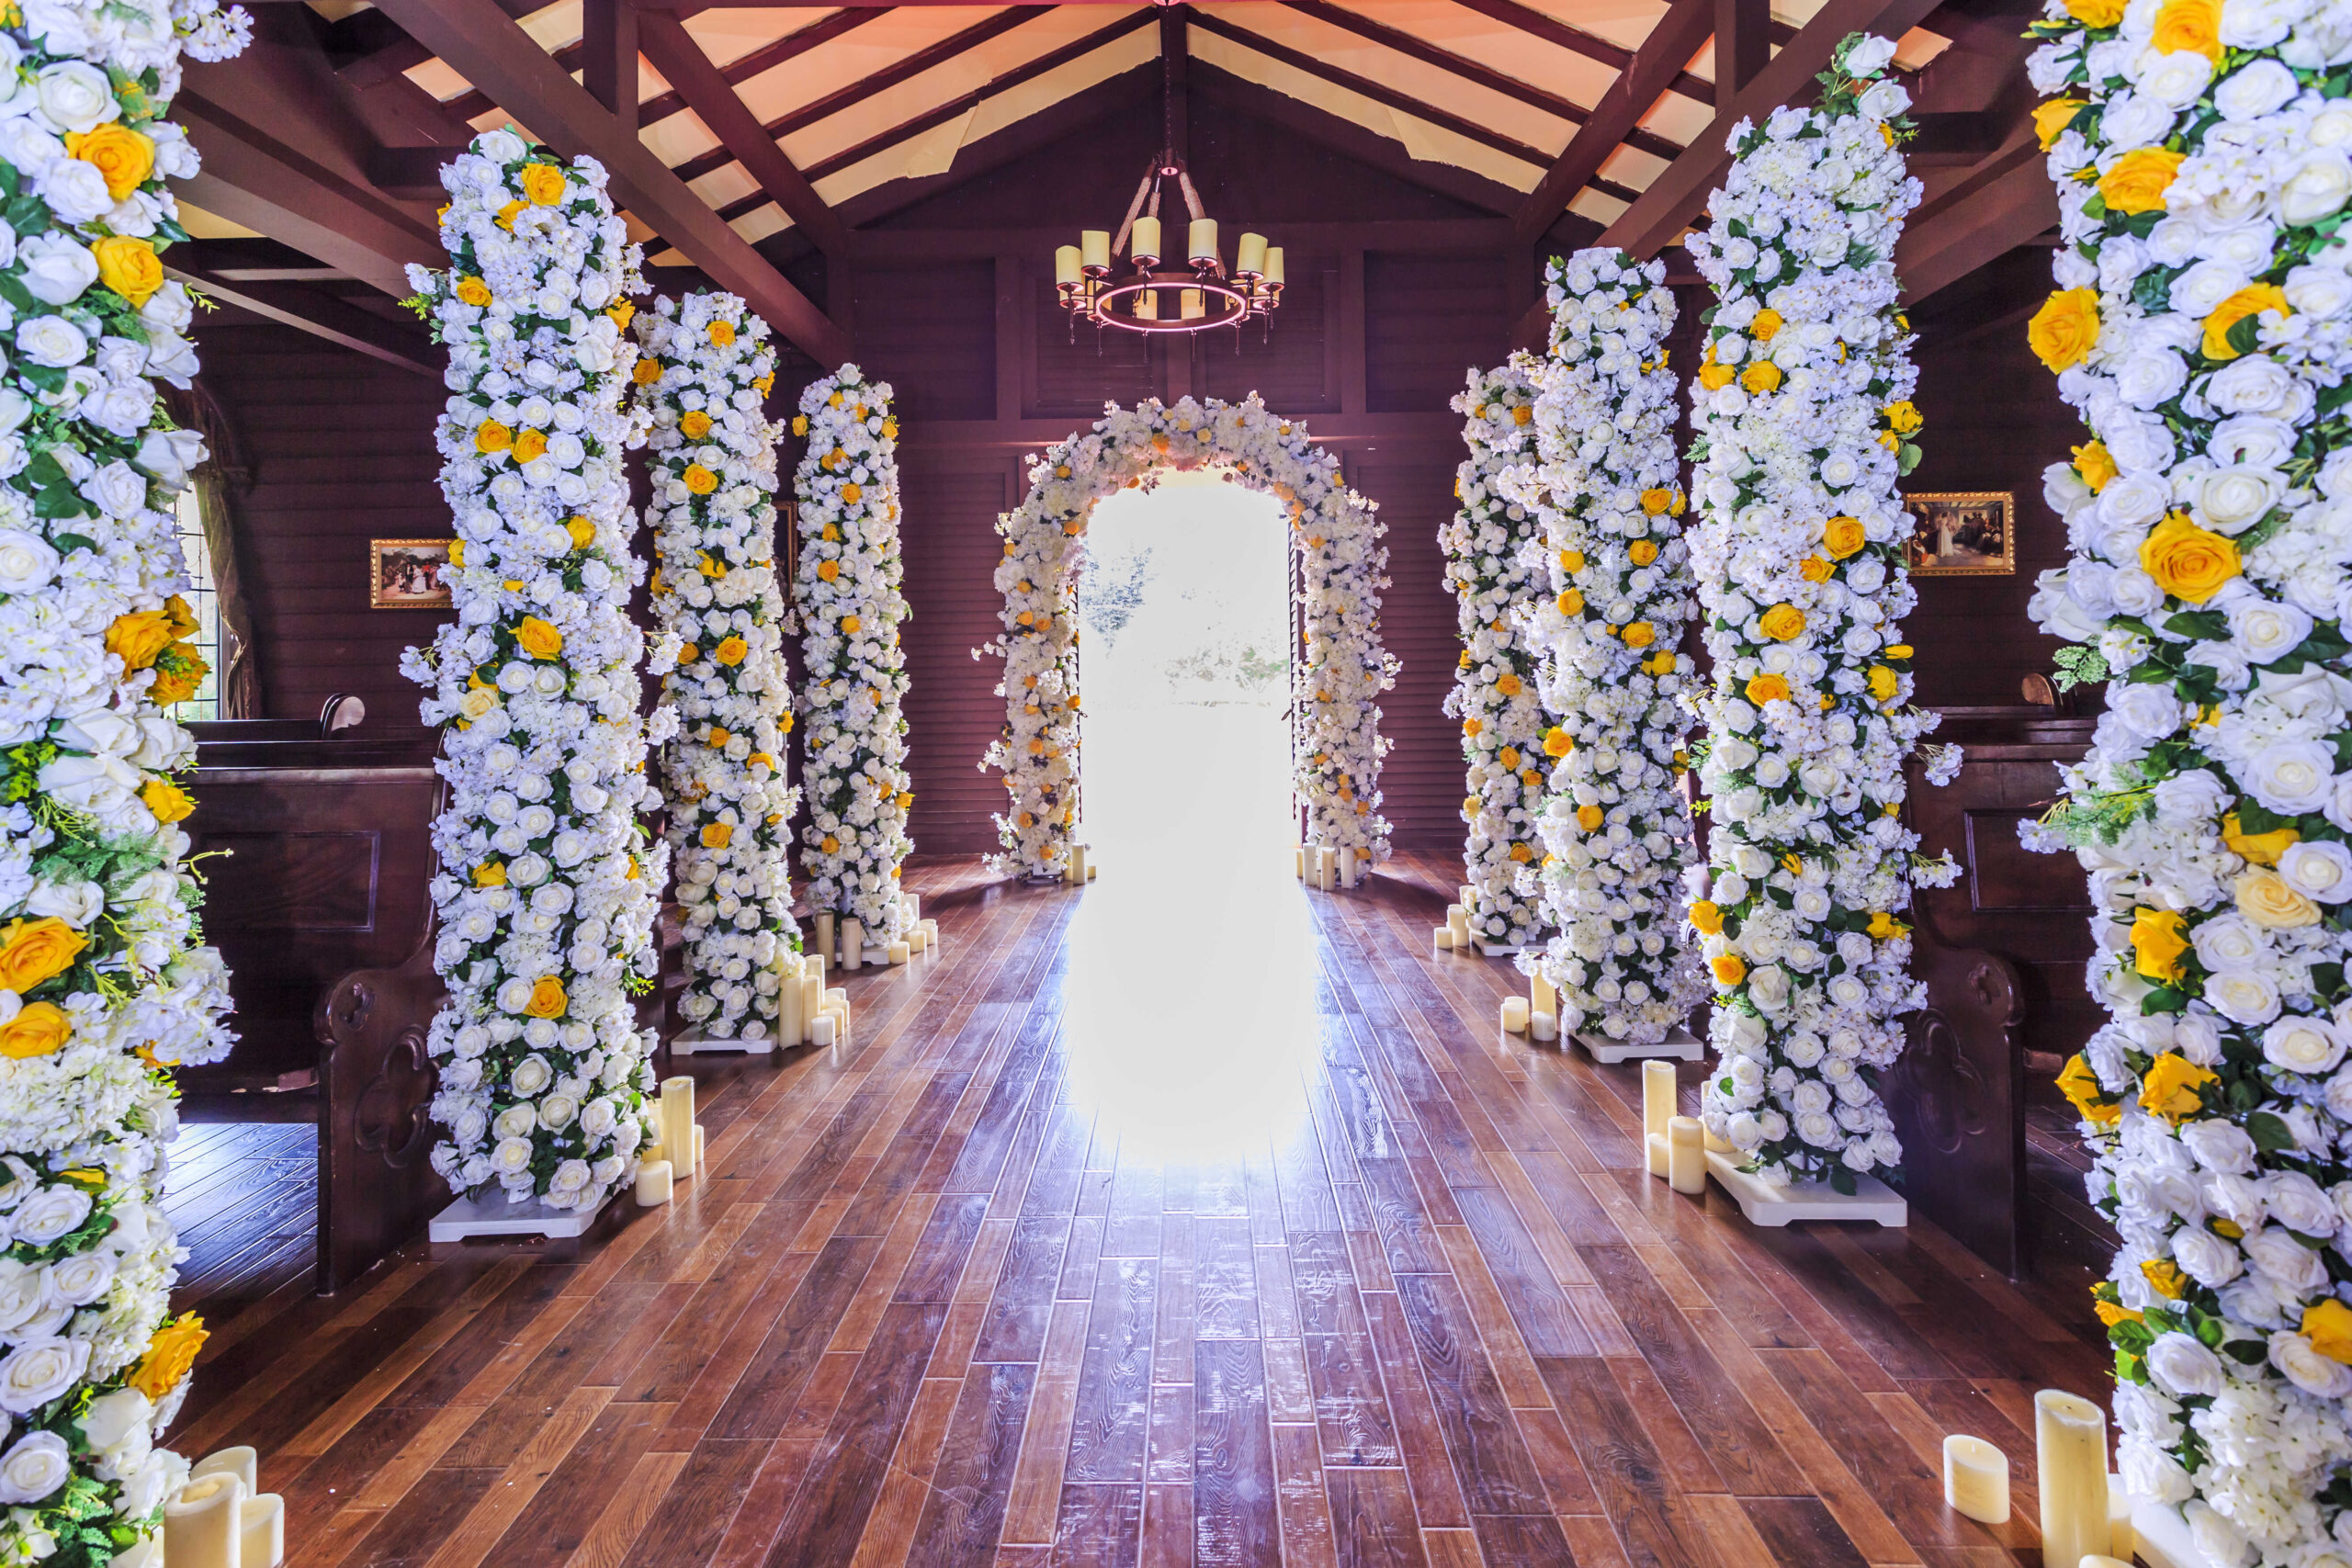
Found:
1942,1436 -> 2009,1525
1056,245 -> 1081,286
1182,288 -> 1205,321
1188,219 -> 1217,263
636,1159 -> 673,1206
242,1494 -> 286,1567
1238,231 -> 1267,275
661,1077 -> 697,1180
2035,1391 -> 2109,1568
1134,289 -> 1159,321
1131,216 -> 1161,262
1500,997 -> 1530,1033
1081,229 -> 1110,269
1643,1060 -> 1676,1177
1265,247 -> 1284,286
842,919 -> 864,972
1667,1116 -> 1706,1195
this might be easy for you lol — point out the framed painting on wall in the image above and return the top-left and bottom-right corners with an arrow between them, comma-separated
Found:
370,538 -> 456,608
1903,491 -> 2015,577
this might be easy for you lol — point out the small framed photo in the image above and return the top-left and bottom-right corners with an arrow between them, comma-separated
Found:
370,538 -> 455,608
1903,492 -> 2015,577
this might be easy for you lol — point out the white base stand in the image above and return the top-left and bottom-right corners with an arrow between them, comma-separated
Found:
1702,1149 -> 1906,1228
429,1189 -> 614,1243
1574,1026 -> 1703,1065
2129,1489 -> 2207,1568
1476,942 -> 1523,958
668,1028 -> 778,1057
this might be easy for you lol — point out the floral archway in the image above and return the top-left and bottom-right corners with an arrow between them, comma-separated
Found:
981,395 -> 1396,878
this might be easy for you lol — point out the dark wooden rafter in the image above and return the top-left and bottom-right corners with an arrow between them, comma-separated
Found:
1896,138 -> 2052,300
1507,0 -> 1710,249
1162,6 -> 1188,162
167,265 -> 440,377
1445,0 -> 1722,107
636,9 -> 851,255
326,0 -> 537,87
370,0 -> 851,364
1714,0 -> 1770,104
581,0 -> 638,137
1278,0 -> 1681,163
1184,10 -> 1641,203
1600,0 -> 1948,258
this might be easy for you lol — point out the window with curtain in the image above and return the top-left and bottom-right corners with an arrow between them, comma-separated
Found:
172,487 -> 223,721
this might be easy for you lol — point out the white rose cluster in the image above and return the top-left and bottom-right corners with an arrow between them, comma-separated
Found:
792,366 -> 911,942
979,394 -> 1397,876
0,0 -> 250,1551
1503,249 -> 1706,1043
633,292 -> 798,1042
401,134 -> 663,1220
2019,0 -> 2352,1557
1684,35 -> 1960,1188
1442,358 -> 1550,949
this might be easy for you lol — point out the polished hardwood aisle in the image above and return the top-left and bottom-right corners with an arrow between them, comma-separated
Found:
170,852 -> 2109,1568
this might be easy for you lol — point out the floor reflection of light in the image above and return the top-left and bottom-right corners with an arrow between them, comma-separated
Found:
1061,476 -> 1318,1165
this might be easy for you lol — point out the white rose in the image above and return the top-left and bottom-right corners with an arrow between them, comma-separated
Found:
14,233 -> 96,308
35,157 -> 111,224
2139,50 -> 2213,109
2287,265 -> 2352,320
2263,1015 -> 2347,1074
10,1187 -> 91,1247
2172,1226 -> 2244,1287
0,1431 -> 68,1505
2198,468 -> 2278,533
1857,79 -> 1908,120
0,1337 -> 86,1415
46,1249 -> 114,1307
2248,740 -> 2335,814
510,1054 -> 553,1096
0,530 -> 58,594
2146,1331 -> 2224,1398
2282,152 -> 2352,228
33,62 -> 118,133
15,315 -> 86,369
1841,33 -> 1897,74
2213,58 -> 2298,119
2227,597 -> 2311,660
489,1136 -> 534,1175
2270,1330 -> 2352,1396
2208,969 -> 2282,1025
75,1388 -> 149,1454
2281,840 -> 2352,903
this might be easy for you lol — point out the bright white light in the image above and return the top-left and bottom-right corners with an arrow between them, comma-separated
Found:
1061,475 -> 1319,1163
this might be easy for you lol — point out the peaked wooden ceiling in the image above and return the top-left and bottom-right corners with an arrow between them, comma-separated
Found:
176,0 -> 2043,371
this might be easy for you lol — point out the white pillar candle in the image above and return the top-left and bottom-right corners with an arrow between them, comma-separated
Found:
812,1014 -> 837,1048
801,974 -> 825,1043
636,1159 -> 673,1206
2079,1560 -> 2132,1568
1187,218 -> 1217,263
2109,1478 -> 2134,1559
2036,1391 -> 2110,1568
1317,848 -> 1335,892
826,987 -> 847,1010
192,1448 -> 258,1498
243,1493 -> 286,1567
1131,216 -> 1160,261
920,919 -> 938,950
1500,997 -> 1529,1033
1339,846 -> 1358,888
815,912 -> 835,966
1642,1066 -> 1679,1183
1432,926 -> 1454,953
887,941 -> 911,964
1530,1011 -> 1556,1042
1295,843 -> 1306,878
1667,1116 -> 1706,1196
661,1076 -> 696,1181
1237,231 -> 1267,276
1458,885 -> 1476,908
778,953 -> 805,1046
694,1124 -> 706,1172
165,1472 -> 243,1568
842,919 -> 864,972
1531,973 -> 1557,1018
1446,906 -> 1470,946
1088,861 -> 1097,881
1081,230 -> 1110,269
1069,844 -> 1090,885
1942,1435 -> 2009,1524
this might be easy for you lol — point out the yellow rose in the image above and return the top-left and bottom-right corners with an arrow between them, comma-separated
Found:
714,636 -> 749,667
66,124 -> 154,200
2303,1299 -> 2352,1364
2035,97 -> 2088,150
1543,728 -> 1573,758
2130,906 -> 2189,981
1462,716 -> 1483,739
565,515 -> 595,550
2140,513 -> 2240,603
1710,953 -> 1747,987
2237,869 -> 2321,929
519,163 -> 568,205
684,465 -> 718,495
701,822 -> 732,850
2073,440 -> 2117,493
1640,488 -> 1675,515
2064,0 -> 2125,21
1623,621 -> 1656,648
679,410 -> 713,439
1758,604 -> 1805,641
515,617 -> 564,660
494,200 -> 525,232
1750,309 -> 1783,340
105,608 -> 175,671
1866,911 -> 1910,939
1495,672 -> 1522,697
2141,1258 -> 2188,1299
1745,672 -> 1791,705
841,615 -> 861,635
141,778 -> 193,823
1575,805 -> 1602,831
1628,541 -> 1657,566
1799,557 -> 1834,584
632,358 -> 662,386
2029,288 -> 2101,373
473,861 -> 506,887
2099,149 -> 2186,216
511,428 -> 548,464
709,320 -> 737,347
1510,404 -> 1533,426
1740,361 -> 1782,394
475,420 -> 513,454
1556,588 -> 1584,615
0,919 -> 87,992
2203,284 -> 2290,361
2152,0 -> 2222,58
1821,516 -> 1866,559
2222,812 -> 2298,867
1883,400 -> 1923,435
447,540 -> 466,568
1509,842 -> 1534,863
1699,360 -> 1735,390
129,1314 -> 208,1402
0,1002 -> 71,1060
842,482 -> 864,505
525,976 -> 568,1019
820,834 -> 841,854
792,414 -> 809,436
455,276 -> 492,308
2139,1052 -> 2217,1123
1688,900 -> 1724,935
2095,1300 -> 2144,1329
1867,666 -> 1900,704
606,301 -> 635,332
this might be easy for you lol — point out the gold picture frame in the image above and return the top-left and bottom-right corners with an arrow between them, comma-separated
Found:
370,538 -> 456,608
1903,491 -> 2015,577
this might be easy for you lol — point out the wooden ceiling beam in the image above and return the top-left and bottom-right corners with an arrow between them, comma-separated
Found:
371,0 -> 851,364
1278,0 -> 1680,163
581,0 -> 638,138
168,265 -> 441,377
1444,0 -> 1718,106
1507,0 -> 1709,248
1599,0 -> 1946,258
636,9 -> 884,130
637,8 -> 851,255
1714,0 -> 1770,104
1895,137 -> 2052,301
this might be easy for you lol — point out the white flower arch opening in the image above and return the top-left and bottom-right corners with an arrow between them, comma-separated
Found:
980,395 -> 1396,877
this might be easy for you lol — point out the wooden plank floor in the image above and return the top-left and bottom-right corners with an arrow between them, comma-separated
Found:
166,1122 -> 318,1317
168,850 -> 2109,1568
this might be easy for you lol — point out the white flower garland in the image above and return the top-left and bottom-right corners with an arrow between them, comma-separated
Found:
403,131 -> 663,1219
1443,358 -> 1549,949
1508,248 -> 1708,1043
981,395 -> 1395,877
0,0 -> 255,1552
2020,1 -> 2352,1559
634,291 -> 797,1043
792,367 -> 911,943
1684,34 -> 1959,1189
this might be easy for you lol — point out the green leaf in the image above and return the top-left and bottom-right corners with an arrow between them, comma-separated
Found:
2247,1111 -> 2296,1153
2165,609 -> 2228,640
2225,312 -> 2266,357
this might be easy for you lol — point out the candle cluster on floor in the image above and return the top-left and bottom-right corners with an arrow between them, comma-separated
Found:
1298,842 -> 1361,892
147,1447 -> 282,1568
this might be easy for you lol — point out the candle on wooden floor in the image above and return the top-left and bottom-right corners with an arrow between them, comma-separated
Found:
1531,972 -> 1557,1018
2035,1390 -> 2109,1568
1432,926 -> 1453,954
1942,1435 -> 2008,1524
1317,847 -> 1336,892
1445,906 -> 1470,946
1339,846 -> 1357,888
887,941 -> 911,964
1667,1116 -> 1706,1194
1069,844 -> 1090,885
694,1124 -> 706,1172
778,953 -> 805,1045
1295,843 -> 1306,878
661,1076 -> 696,1180
801,972 -> 825,1043
815,912 -> 835,967
921,919 -> 939,950
842,918 -> 864,972
243,1492 -> 286,1567
1500,997 -> 1529,1033
812,1014 -> 837,1047
635,1158 -> 673,1206
2078,1560 -> 2131,1568
165,1472 -> 243,1568
1457,884 -> 1476,908
1530,1010 -> 1556,1042
903,894 -> 922,926
2108,1478 -> 2134,1559
1642,1060 -> 1675,1178
192,1448 -> 258,1497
